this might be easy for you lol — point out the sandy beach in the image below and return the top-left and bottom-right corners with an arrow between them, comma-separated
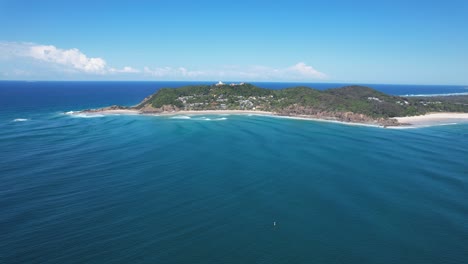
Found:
394,113 -> 468,127
80,109 -> 274,116
71,109 -> 385,127
157,110 -> 274,116
72,109 -> 468,128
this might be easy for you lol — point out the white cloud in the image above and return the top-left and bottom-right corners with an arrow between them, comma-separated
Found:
109,66 -> 140,73
26,43 -> 107,74
0,41 -> 141,75
0,41 -> 327,81
143,62 -> 327,81
287,62 -> 327,79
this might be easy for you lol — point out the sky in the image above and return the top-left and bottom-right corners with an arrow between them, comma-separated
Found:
0,0 -> 467,84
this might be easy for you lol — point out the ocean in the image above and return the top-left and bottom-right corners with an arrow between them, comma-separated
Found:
1,81 -> 467,264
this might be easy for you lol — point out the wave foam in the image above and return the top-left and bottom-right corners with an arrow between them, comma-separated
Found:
401,92 -> 468,97
63,111 -> 104,118
170,115 -> 192,119
194,117 -> 227,121
13,118 -> 29,122
72,114 -> 105,118
169,115 -> 227,121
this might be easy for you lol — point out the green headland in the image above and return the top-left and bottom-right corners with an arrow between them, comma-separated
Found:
84,83 -> 468,126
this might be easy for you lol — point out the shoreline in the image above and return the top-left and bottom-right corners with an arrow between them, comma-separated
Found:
69,109 -> 468,128
393,113 -> 468,128
71,109 -> 386,127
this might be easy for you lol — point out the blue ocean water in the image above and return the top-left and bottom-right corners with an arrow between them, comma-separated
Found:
1,81 -> 467,264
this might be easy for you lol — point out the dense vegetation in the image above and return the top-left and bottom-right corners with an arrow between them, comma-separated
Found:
136,83 -> 468,118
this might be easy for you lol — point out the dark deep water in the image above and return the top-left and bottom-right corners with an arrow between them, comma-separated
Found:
1,81 -> 467,263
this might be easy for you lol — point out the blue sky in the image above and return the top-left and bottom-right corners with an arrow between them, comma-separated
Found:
0,0 -> 467,84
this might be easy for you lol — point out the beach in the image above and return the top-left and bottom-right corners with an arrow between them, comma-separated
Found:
157,110 -> 274,116
72,109 -> 386,127
73,109 -> 468,128
394,113 -> 468,127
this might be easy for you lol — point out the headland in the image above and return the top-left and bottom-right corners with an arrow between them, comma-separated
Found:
74,83 -> 468,128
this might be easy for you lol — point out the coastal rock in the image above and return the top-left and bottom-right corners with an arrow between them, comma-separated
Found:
82,105 -> 130,113
276,105 -> 402,126
140,104 -> 180,113
139,104 -> 160,113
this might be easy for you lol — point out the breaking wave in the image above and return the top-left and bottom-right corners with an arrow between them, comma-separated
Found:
170,115 -> 227,121
170,115 -> 192,119
71,114 -> 105,118
63,111 -> 104,118
194,117 -> 227,121
13,118 -> 29,122
401,92 -> 468,97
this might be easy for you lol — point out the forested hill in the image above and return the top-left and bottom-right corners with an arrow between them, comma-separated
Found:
135,83 -> 468,118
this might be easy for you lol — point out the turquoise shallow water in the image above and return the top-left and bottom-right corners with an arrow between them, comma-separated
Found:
1,82 -> 468,263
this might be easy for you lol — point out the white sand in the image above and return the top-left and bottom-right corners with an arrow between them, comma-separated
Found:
157,110 -> 274,116
395,113 -> 468,127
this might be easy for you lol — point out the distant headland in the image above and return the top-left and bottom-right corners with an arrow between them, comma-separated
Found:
77,83 -> 468,127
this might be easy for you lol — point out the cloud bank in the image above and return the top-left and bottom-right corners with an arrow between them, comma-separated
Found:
109,66 -> 140,73
143,63 -> 327,81
29,45 -> 107,73
0,41 -> 327,81
0,42 -> 136,75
